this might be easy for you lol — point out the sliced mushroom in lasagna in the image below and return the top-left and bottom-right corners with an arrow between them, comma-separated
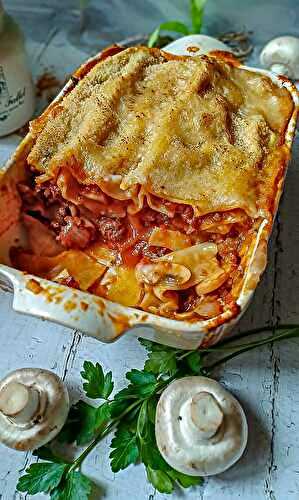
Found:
12,46 -> 294,321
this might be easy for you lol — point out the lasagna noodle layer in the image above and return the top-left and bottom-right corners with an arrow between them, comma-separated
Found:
15,166 -> 253,320
28,47 -> 293,218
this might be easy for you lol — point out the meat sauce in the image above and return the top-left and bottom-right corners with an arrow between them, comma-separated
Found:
16,174 -> 252,315
18,180 -> 188,260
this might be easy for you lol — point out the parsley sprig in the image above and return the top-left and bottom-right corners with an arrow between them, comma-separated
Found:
148,0 -> 207,48
17,324 -> 299,498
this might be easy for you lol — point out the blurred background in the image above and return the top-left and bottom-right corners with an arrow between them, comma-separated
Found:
5,0 -> 299,61
1,2 -> 299,499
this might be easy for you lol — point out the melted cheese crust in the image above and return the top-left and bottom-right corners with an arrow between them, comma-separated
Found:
28,47 -> 293,217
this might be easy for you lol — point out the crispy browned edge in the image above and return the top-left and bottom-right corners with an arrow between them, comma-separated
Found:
29,45 -> 242,135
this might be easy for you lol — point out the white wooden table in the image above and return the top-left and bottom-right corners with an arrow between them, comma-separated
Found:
1,1 -> 299,499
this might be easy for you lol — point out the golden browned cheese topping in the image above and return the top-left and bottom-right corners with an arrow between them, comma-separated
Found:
28,47 -> 294,217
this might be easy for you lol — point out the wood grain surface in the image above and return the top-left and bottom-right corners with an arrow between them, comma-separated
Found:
0,1 -> 298,499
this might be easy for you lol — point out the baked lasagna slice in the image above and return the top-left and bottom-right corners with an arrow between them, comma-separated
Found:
12,46 -> 294,322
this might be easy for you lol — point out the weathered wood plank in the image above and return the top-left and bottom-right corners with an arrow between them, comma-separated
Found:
0,30 -> 86,499
0,290 -> 78,499
267,142 -> 299,500
1,0 -> 299,498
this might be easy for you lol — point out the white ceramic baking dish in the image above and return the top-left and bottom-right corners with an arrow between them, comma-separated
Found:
0,35 -> 298,349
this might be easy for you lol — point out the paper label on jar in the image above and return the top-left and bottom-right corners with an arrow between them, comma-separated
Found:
0,65 -> 27,122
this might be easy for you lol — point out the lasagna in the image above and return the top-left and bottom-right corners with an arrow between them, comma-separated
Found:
12,46 -> 294,322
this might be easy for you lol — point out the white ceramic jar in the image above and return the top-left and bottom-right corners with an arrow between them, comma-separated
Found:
0,1 -> 35,137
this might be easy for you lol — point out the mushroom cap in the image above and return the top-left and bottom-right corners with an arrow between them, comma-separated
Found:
155,376 -> 248,476
0,368 -> 69,451
164,34 -> 233,57
260,36 -> 299,79
136,261 -> 191,289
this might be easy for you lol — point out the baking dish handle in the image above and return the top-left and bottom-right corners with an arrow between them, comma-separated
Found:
0,265 -> 211,349
0,265 -> 124,342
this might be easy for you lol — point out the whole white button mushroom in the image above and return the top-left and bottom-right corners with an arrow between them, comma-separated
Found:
0,368 -> 69,451
260,36 -> 299,79
155,376 -> 248,476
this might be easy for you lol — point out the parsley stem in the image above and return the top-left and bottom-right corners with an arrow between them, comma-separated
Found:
68,422 -> 116,474
68,399 -> 144,473
173,326 -> 299,364
156,375 -> 179,394
204,327 -> 299,373
69,378 -> 183,473
203,324 -> 299,351
58,325 -> 299,478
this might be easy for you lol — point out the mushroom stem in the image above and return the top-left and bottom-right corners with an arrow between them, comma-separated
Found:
0,368 -> 69,450
180,391 -> 223,445
190,392 -> 223,440
0,382 -> 41,425
156,377 -> 248,476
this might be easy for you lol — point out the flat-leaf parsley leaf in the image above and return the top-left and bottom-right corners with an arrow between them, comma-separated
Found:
17,463 -> 67,495
81,361 -> 114,399
16,324 -> 299,499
